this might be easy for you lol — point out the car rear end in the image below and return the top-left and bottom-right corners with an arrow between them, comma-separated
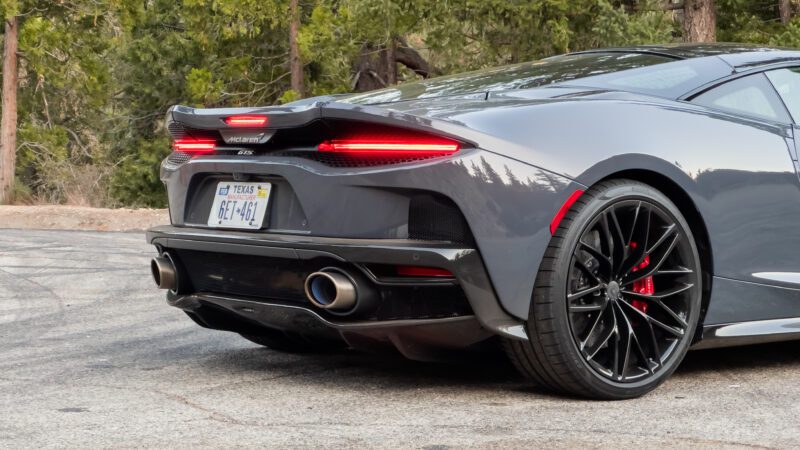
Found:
147,100 -> 551,360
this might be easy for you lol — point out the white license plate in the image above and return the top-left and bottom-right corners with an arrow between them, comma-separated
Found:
207,182 -> 271,229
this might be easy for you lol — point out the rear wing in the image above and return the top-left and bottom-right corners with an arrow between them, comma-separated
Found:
167,101 -> 475,143
165,101 -> 477,162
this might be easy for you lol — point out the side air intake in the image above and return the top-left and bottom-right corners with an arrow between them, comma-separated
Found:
408,194 -> 474,245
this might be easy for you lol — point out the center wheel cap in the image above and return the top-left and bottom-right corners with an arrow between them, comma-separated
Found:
606,281 -> 621,300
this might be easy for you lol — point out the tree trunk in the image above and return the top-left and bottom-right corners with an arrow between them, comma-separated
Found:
683,0 -> 716,43
353,44 -> 389,92
288,0 -> 304,97
385,37 -> 397,86
0,17 -> 19,204
352,41 -> 439,92
395,39 -> 439,78
780,0 -> 793,25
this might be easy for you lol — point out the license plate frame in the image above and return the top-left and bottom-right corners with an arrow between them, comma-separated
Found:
207,181 -> 272,230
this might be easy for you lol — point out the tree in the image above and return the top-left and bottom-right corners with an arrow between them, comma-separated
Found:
0,15 -> 18,204
289,0 -> 304,97
684,0 -> 716,42
780,0 -> 795,25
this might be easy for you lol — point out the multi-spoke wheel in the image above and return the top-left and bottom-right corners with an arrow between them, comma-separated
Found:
505,179 -> 702,399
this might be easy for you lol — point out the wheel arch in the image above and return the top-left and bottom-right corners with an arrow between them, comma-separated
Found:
597,169 -> 714,338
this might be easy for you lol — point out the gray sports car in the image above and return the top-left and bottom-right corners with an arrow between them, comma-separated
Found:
148,44 -> 800,399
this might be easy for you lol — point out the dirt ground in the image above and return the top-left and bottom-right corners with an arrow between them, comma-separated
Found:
0,205 -> 169,232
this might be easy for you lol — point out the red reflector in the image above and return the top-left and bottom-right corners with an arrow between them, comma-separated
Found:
224,115 -> 268,127
173,138 -> 216,154
550,189 -> 584,235
317,138 -> 459,157
395,266 -> 454,278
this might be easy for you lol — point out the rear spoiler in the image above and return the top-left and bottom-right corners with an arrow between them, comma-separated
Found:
168,104 -> 321,130
166,102 -> 477,147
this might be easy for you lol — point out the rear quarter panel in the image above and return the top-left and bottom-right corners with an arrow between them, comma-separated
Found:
393,97 -> 800,324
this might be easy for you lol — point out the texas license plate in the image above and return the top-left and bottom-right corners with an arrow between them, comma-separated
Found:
207,182 -> 271,229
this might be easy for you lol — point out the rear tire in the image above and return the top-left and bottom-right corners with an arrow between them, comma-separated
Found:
506,179 -> 702,399
240,329 -> 346,354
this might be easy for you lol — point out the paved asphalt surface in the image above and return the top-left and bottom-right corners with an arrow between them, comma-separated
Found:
2,229 -> 800,448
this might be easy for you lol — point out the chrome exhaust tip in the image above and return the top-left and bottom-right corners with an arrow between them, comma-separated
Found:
151,253 -> 178,291
304,269 -> 358,312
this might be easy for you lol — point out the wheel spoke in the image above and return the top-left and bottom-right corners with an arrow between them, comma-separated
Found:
647,320 -> 663,366
646,224 -> 677,255
619,204 -> 651,277
610,310 -> 621,378
567,284 -> 603,302
579,240 -> 612,278
614,303 -> 634,380
573,257 -> 602,284
609,208 -> 627,269
622,231 -> 680,286
625,202 -> 642,246
656,266 -> 693,276
582,302 -> 614,358
650,316 -> 685,338
601,211 -> 625,275
570,303 -> 605,313
622,283 -> 693,301
617,300 -> 660,372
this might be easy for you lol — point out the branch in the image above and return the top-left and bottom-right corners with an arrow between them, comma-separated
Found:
395,43 -> 439,78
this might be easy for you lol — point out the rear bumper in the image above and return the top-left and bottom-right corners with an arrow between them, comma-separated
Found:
147,225 -> 527,344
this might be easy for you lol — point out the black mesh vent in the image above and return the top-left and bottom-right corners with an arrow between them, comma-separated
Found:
272,151 -> 440,168
408,194 -> 474,245
167,122 -> 219,140
166,152 -> 192,165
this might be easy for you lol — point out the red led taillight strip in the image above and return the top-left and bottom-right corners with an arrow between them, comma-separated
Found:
173,138 -> 216,154
224,115 -> 268,127
317,139 -> 460,157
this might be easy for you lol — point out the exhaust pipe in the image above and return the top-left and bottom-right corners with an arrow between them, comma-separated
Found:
304,267 -> 376,315
151,252 -> 178,291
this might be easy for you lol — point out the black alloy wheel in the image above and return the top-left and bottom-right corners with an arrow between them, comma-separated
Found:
505,179 -> 702,399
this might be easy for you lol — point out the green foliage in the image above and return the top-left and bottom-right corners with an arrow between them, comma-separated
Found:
4,0 -> 800,206
111,137 -> 171,207
771,21 -> 800,48
592,0 -> 677,47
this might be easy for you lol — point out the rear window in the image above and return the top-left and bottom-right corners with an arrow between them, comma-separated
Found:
344,52 -> 674,105
563,56 -> 734,99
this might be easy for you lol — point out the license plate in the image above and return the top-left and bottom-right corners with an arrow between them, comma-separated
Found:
207,182 -> 271,229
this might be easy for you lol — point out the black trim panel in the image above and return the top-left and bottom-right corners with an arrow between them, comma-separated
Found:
147,225 -> 527,340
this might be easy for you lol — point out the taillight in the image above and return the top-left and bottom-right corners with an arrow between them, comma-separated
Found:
173,138 -> 216,154
224,115 -> 268,127
317,136 -> 460,157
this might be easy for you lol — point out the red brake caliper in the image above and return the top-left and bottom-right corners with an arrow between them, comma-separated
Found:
629,242 -> 653,314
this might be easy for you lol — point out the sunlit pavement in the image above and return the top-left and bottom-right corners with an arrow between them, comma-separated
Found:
0,229 -> 798,448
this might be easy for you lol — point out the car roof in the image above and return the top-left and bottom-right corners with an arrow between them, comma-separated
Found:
577,43 -> 800,71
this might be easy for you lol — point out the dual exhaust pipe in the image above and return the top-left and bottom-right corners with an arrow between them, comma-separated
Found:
150,253 -> 374,316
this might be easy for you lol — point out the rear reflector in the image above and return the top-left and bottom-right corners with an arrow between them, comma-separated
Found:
224,115 -> 268,127
550,189 -> 584,235
173,138 -> 216,154
317,138 -> 459,157
395,266 -> 454,278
